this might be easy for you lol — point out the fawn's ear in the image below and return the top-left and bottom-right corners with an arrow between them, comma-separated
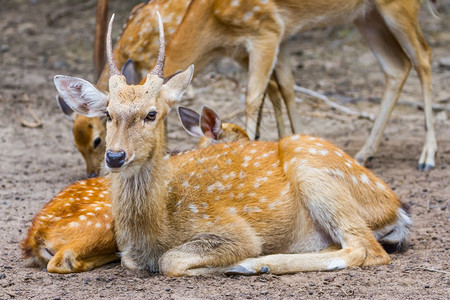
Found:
177,106 -> 203,137
121,59 -> 142,85
54,75 -> 108,117
56,95 -> 76,120
160,65 -> 194,106
200,106 -> 223,140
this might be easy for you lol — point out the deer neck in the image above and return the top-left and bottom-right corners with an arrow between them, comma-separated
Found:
110,143 -> 172,268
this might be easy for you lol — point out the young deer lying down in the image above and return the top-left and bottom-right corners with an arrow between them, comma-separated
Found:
21,106 -> 250,273
39,15 -> 411,276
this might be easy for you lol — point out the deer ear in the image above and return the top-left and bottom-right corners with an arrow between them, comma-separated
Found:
177,106 -> 203,137
160,65 -> 194,106
56,95 -> 76,120
200,105 -> 223,140
54,75 -> 108,117
121,59 -> 142,85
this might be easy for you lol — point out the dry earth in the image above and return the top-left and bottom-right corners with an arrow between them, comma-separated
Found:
0,0 -> 449,299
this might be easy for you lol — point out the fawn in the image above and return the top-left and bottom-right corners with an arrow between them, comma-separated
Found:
21,105 -> 250,273
45,14 -> 411,276
161,0 -> 436,170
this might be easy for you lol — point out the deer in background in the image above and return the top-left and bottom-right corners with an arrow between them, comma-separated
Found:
61,0 -> 302,177
47,14 -> 411,276
162,0 -> 437,170
21,105 -> 250,273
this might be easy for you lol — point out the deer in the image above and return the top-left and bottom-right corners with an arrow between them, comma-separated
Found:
161,0 -> 437,171
61,0 -> 302,177
21,105 -> 250,273
45,14 -> 412,276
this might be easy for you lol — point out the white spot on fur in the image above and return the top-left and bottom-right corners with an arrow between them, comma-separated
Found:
319,149 -> 329,156
360,174 -> 370,184
376,182 -> 386,190
254,182 -> 260,189
335,151 -> 343,157
259,196 -> 266,202
87,221 -> 92,226
294,147 -> 302,152
228,207 -> 237,214
345,162 -> 352,168
69,222 -> 79,227
250,149 -> 257,154
309,148 -> 318,155
253,162 -> 261,167
106,223 -> 111,230
248,192 -> 256,197
237,193 -> 243,199
266,170 -> 273,176
291,135 -> 300,141
231,0 -> 239,6
243,205 -> 262,213
87,212 -> 95,216
79,215 -> 86,221
189,204 -> 199,213
239,170 -> 246,179
182,181 -> 190,187
95,223 -> 101,228
95,207 -> 101,211
226,159 -> 232,164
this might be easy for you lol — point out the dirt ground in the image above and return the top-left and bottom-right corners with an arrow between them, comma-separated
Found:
1,0 -> 449,299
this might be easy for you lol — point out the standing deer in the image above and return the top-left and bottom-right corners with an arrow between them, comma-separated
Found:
47,15 -> 411,276
162,0 -> 437,170
62,0 -> 301,177
21,105 -> 251,273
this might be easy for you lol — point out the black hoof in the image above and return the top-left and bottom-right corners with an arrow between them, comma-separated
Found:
260,266 -> 270,274
225,265 -> 256,276
418,163 -> 434,171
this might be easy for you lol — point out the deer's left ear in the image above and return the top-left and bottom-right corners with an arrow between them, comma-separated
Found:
54,75 -> 108,117
160,65 -> 194,106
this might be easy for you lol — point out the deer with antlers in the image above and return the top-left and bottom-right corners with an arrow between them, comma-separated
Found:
41,14 -> 411,275
63,0 -> 301,177
21,105 -> 249,273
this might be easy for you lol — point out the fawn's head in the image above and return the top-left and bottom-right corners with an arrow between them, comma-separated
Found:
54,13 -> 193,174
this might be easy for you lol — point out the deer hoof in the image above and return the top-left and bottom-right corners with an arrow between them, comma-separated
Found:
225,265 -> 256,276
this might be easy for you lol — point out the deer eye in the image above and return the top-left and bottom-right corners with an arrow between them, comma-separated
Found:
93,137 -> 102,149
105,111 -> 112,122
145,111 -> 157,122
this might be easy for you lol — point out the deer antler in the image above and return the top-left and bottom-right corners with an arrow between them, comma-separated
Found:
107,14 -> 121,77
149,11 -> 165,79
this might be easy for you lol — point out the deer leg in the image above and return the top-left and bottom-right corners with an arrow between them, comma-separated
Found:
353,7 -> 412,166
47,242 -> 119,273
274,45 -> 302,134
245,30 -> 282,140
159,220 -> 261,276
374,1 -> 436,170
267,76 -> 287,138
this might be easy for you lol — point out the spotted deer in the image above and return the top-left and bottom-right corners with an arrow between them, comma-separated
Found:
64,0 -> 300,177
45,15 -> 411,276
20,104 -> 250,273
162,0 -> 437,170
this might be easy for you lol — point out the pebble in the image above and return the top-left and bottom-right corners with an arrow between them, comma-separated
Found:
439,58 -> 450,69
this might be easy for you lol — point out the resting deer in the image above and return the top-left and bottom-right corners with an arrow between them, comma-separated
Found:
46,15 -> 411,276
64,0 -> 300,177
162,0 -> 436,170
21,104 -> 250,273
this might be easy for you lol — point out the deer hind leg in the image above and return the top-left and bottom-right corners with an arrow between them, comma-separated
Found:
245,27 -> 283,140
46,241 -> 119,273
353,6 -> 412,166
159,219 -> 262,277
375,1 -> 436,170
274,44 -> 302,134
267,75 -> 287,138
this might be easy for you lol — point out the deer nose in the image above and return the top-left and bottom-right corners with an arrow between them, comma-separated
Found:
105,150 -> 126,168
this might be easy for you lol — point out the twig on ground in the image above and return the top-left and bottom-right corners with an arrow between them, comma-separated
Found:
404,267 -> 450,275
21,105 -> 43,128
46,0 -> 97,26
294,85 -> 375,121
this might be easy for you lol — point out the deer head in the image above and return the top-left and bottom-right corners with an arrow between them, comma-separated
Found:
54,13 -> 194,175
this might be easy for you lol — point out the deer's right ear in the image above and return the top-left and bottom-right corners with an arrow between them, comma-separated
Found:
54,75 -> 108,117
177,106 -> 203,137
200,106 -> 223,140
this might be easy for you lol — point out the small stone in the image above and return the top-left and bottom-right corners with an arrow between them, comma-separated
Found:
0,44 -> 10,53
424,285 -> 430,288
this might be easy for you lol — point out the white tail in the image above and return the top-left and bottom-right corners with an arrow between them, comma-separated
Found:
46,15 -> 411,276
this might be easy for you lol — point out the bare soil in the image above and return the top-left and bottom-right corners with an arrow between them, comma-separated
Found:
1,1 -> 449,299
